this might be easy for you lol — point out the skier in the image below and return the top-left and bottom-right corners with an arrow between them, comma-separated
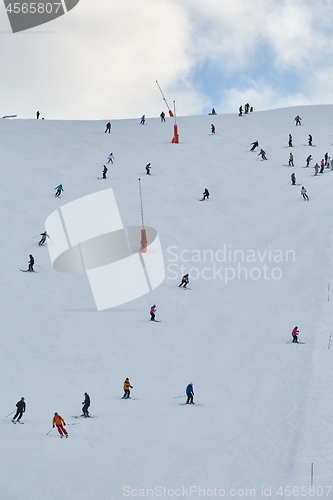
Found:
102,165 -> 108,179
288,134 -> 293,147
140,115 -> 145,125
36,110 -> 40,119
301,186 -> 309,201
320,159 -> 325,174
250,140 -> 258,152
324,152 -> 329,166
326,156 -> 331,168
38,231 -> 50,246
82,392 -> 90,417
105,122 -> 111,133
28,254 -> 34,272
308,134 -> 313,146
238,106 -> 243,117
122,378 -> 133,399
211,124 -> 215,134
291,326 -> 299,343
185,383 -> 194,404
306,155 -> 312,167
12,397 -> 25,423
52,412 -> 68,438
258,149 -> 267,160
150,304 -> 157,321
160,111 -> 166,122
55,184 -> 63,198
294,115 -> 302,125
291,173 -> 296,185
202,188 -> 210,200
314,163 -> 319,176
288,153 -> 294,167
178,273 -> 189,288
210,108 -> 217,115
244,103 -> 250,114
145,163 -> 151,175
107,153 -> 114,164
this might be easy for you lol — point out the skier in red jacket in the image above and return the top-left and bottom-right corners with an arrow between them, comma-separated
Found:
291,326 -> 299,343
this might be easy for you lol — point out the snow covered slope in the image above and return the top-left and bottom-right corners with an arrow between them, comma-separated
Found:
1,106 -> 333,499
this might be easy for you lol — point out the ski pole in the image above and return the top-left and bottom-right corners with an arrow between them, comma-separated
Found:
46,427 -> 54,435
6,410 -> 15,417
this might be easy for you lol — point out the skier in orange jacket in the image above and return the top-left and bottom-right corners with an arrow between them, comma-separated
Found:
52,412 -> 68,437
122,378 -> 133,399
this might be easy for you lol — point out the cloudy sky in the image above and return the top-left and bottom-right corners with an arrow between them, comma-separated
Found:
1,0 -> 333,119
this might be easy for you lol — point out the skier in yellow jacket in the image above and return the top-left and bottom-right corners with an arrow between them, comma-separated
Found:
52,412 -> 68,438
122,378 -> 133,399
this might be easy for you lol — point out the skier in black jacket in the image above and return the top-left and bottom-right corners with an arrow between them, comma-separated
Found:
28,254 -> 34,272
12,397 -> 26,422
82,392 -> 90,417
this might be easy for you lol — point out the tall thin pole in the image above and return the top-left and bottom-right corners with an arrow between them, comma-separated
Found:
156,80 -> 174,116
138,178 -> 145,229
310,462 -> 314,486
173,100 -> 177,125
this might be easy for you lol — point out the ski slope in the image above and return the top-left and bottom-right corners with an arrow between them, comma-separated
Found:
1,105 -> 333,500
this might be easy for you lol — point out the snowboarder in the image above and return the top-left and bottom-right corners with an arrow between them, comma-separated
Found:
306,155 -> 312,167
12,397 -> 25,423
160,111 -> 166,122
314,163 -> 319,176
320,159 -> 325,174
82,392 -> 90,417
38,231 -> 50,246
102,165 -> 108,179
211,124 -> 215,134
178,273 -> 189,288
107,153 -> 114,164
288,134 -> 293,147
150,304 -> 157,321
291,326 -> 299,343
140,115 -> 145,125
288,153 -> 294,166
55,184 -> 63,198
258,149 -> 267,160
36,110 -> 40,119
105,122 -> 111,133
294,115 -> 302,125
122,378 -> 133,399
301,186 -> 309,201
145,163 -> 151,175
238,106 -> 243,116
291,173 -> 296,185
202,188 -> 209,200
28,254 -> 34,272
52,412 -> 68,438
185,383 -> 194,404
250,140 -> 258,152
308,134 -> 313,146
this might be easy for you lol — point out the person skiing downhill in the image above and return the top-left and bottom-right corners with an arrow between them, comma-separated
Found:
291,326 -> 299,343
308,134 -> 313,146
244,103 -> 250,114
291,173 -> 296,185
238,106 -> 243,116
288,134 -> 293,147
150,304 -> 157,321
140,115 -> 145,125
28,254 -> 34,272
105,122 -> 111,133
122,378 -> 133,399
320,159 -> 325,174
294,115 -> 302,125
306,155 -> 313,167
211,124 -> 215,134
186,383 -> 194,404
145,163 -> 151,175
258,149 -> 267,160
250,141 -> 258,152
301,186 -> 309,201
12,397 -> 26,423
160,111 -> 166,122
288,153 -> 294,166
107,153 -> 114,164
324,152 -> 329,166
102,165 -> 108,179
82,392 -> 90,417
179,273 -> 189,288
38,231 -> 50,246
55,184 -> 63,198
52,412 -> 68,438
202,188 -> 209,200
314,163 -> 319,176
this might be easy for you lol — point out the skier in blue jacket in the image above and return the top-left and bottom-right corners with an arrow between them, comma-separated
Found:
55,184 -> 64,197
186,383 -> 194,404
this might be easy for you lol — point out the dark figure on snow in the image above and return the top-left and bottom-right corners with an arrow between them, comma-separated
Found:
38,231 -> 50,246
301,186 -> 309,201
36,110 -> 40,119
320,159 -> 325,174
291,173 -> 296,185
324,152 -> 329,166
186,383 -> 194,404
238,106 -> 243,116
250,141 -> 258,152
140,115 -> 145,125
28,254 -> 34,272
55,184 -> 63,197
145,163 -> 151,175
291,326 -> 299,343
306,155 -> 312,167
258,149 -> 267,160
105,122 -> 111,133
209,108 -> 217,115
244,103 -> 250,114
289,153 -> 294,167
314,163 -> 319,176
294,115 -> 302,125
160,111 -> 166,122
102,165 -> 108,179
122,378 -> 133,399
150,304 -> 156,321
211,124 -> 215,134
12,397 -> 26,423
288,134 -> 293,147
179,273 -> 189,288
308,134 -> 313,146
82,392 -> 90,417
202,188 -> 209,200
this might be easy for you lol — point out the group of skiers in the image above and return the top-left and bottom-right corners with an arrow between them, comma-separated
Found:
238,103 -> 252,116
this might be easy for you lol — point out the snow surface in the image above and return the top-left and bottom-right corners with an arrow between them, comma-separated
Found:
1,106 -> 333,499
